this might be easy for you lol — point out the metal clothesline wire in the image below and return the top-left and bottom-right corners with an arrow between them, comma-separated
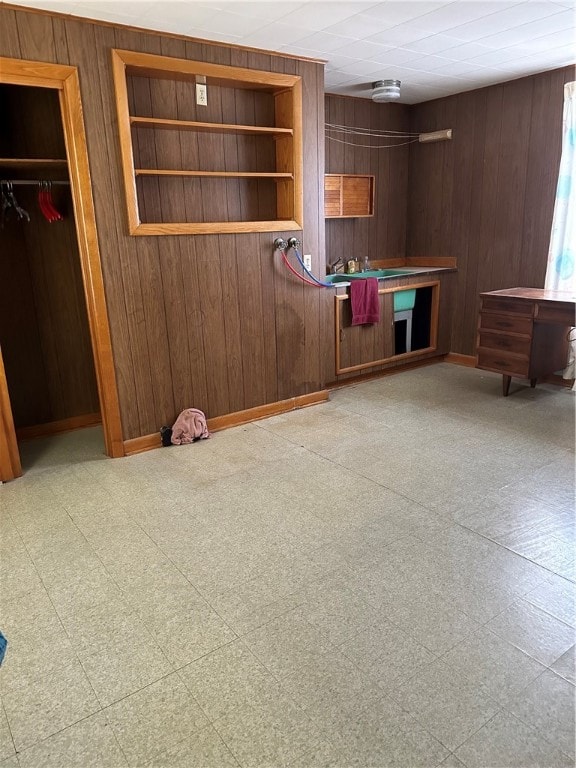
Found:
326,135 -> 420,148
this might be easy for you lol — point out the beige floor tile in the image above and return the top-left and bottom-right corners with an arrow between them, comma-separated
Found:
16,711 -> 127,767
508,669 -> 576,758
439,627 -> 546,707
105,673 -> 208,765
438,754 -> 468,767
178,641 -> 284,722
213,695 -> 323,768
391,659 -> 501,752
339,617 -> 437,692
322,695 -> 450,768
2,660 -> 100,751
551,644 -> 576,684
80,636 -> 172,708
0,585 -> 63,645
0,627 -> 79,697
242,608 -> 336,678
294,575 -> 382,646
455,711 -> 573,768
145,603 -> 236,667
486,598 -> 575,666
287,741 -> 342,767
385,592 -> 482,655
0,703 -> 15,762
3,365 -> 574,766
524,576 -> 576,627
277,649 -> 383,718
144,725 -> 239,767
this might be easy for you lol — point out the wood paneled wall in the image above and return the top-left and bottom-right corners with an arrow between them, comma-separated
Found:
0,5 -> 327,441
325,95 -> 410,267
407,66 -> 574,356
0,85 -> 100,429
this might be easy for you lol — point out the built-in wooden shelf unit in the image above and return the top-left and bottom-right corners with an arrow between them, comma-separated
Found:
111,49 -> 303,236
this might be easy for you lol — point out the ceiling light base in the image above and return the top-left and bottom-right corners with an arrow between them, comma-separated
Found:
372,79 -> 401,102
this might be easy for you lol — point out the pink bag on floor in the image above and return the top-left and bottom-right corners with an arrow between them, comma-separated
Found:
170,408 -> 210,445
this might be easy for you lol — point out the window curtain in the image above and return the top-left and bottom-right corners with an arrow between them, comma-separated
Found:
545,81 -> 576,381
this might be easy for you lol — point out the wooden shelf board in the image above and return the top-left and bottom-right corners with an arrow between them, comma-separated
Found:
0,157 -> 67,168
130,116 -> 293,136
135,169 -> 294,179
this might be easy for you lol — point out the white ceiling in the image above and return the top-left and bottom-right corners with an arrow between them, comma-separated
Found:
8,0 -> 576,103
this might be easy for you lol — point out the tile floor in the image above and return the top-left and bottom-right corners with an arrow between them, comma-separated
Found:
0,363 -> 574,768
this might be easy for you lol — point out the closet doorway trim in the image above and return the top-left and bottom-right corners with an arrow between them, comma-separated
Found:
0,56 -> 124,480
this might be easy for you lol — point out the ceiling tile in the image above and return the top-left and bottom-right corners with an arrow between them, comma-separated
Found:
324,12 -> 392,38
295,31 -> 356,53
399,34 -> 469,55
278,2 -> 374,31
430,40 -> 501,60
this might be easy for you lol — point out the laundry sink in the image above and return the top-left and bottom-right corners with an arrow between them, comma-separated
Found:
325,269 -> 414,283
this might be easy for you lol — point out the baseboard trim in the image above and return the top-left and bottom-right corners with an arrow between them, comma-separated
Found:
17,412 -> 102,441
123,390 -> 330,456
444,353 -> 477,367
328,356 -> 442,389
542,373 -> 575,388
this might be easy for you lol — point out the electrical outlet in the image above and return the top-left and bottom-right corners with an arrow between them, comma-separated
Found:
303,254 -> 312,271
196,83 -> 207,107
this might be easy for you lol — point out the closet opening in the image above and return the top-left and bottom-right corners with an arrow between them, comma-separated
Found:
0,57 -> 124,482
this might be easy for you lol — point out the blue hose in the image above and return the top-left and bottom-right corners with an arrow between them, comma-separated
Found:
293,249 -> 332,287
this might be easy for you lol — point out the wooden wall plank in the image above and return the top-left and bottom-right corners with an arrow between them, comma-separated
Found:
0,8 -> 21,57
408,66 -> 573,356
325,95 -> 411,268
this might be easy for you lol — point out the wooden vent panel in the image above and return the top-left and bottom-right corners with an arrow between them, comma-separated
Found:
324,174 -> 374,218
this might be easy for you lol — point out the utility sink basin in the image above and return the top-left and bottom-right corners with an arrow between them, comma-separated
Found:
325,269 -> 413,283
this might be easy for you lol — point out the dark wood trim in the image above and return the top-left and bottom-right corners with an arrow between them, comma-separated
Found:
444,353 -> 477,367
328,356 -> 442,390
16,412 -> 101,441
123,390 -> 330,455
0,347 -> 21,481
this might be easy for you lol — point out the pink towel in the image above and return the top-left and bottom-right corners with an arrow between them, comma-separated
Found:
350,278 -> 380,325
171,408 -> 210,445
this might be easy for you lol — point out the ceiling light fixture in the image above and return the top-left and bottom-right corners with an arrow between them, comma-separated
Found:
372,79 -> 401,103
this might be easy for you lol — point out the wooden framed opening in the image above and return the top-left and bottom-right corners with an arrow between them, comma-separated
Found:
0,56 -> 124,482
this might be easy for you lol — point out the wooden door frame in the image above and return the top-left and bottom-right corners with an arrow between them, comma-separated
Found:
0,56 -> 124,482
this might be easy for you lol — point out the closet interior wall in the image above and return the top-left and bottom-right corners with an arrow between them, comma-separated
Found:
0,84 -> 100,431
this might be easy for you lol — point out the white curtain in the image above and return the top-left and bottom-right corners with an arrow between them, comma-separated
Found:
545,81 -> 576,380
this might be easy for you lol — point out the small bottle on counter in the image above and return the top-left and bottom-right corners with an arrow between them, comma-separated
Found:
362,256 -> 371,272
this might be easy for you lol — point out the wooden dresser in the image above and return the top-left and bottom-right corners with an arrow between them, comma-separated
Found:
476,287 -> 575,396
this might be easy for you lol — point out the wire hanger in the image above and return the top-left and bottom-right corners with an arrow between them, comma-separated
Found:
0,181 -> 30,226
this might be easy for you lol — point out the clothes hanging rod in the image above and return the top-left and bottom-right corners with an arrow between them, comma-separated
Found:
0,179 -> 70,186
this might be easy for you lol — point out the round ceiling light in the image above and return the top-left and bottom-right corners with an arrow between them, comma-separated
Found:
372,80 -> 401,102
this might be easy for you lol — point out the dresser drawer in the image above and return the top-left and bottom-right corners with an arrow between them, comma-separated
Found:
481,296 -> 533,316
534,303 -> 575,326
479,312 -> 532,335
477,349 -> 529,376
478,330 -> 532,356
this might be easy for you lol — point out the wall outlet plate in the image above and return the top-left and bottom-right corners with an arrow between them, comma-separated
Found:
196,83 -> 207,106
303,254 -> 312,271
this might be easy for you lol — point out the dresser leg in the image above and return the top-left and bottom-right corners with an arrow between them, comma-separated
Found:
502,375 -> 511,396
530,378 -> 537,388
